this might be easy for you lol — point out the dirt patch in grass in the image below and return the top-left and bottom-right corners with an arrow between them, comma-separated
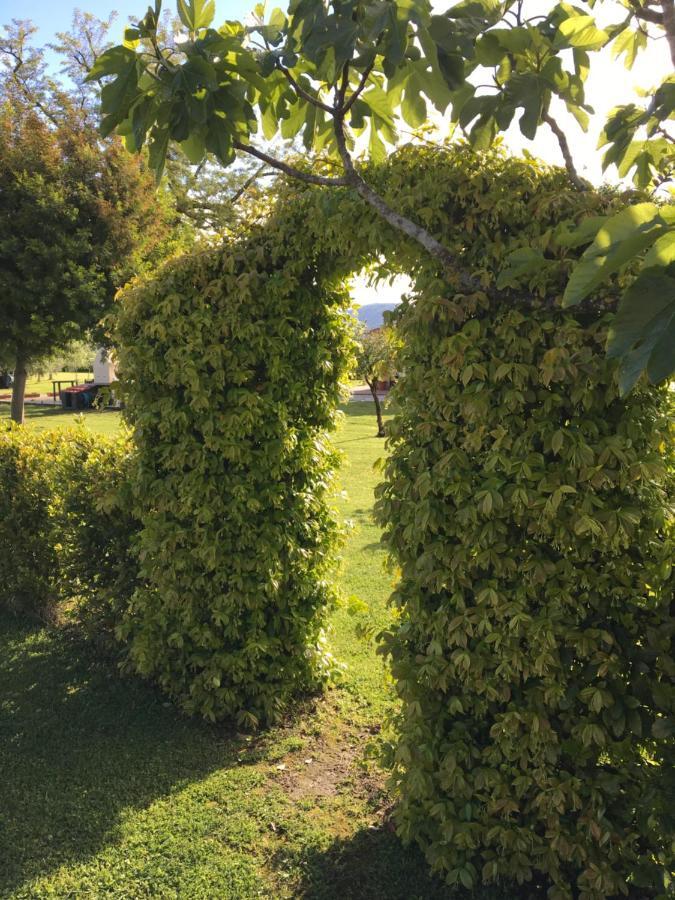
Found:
269,703 -> 384,804
274,733 -> 358,799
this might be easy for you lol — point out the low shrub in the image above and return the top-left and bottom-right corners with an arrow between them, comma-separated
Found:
56,429 -> 139,642
0,424 -> 62,618
0,422 -> 137,631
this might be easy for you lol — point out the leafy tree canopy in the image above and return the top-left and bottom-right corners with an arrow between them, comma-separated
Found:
90,0 -> 675,392
0,15 -> 193,421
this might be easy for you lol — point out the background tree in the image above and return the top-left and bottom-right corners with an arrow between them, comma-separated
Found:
354,325 -> 399,436
91,0 -> 674,391
0,13 -> 279,240
166,151 -> 278,235
0,104 -> 184,423
0,13 -> 194,423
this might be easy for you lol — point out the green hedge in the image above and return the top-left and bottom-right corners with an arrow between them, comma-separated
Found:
114,240 -> 354,727
0,422 -> 137,629
376,296 -> 674,896
0,425 -> 62,618
57,430 -> 138,641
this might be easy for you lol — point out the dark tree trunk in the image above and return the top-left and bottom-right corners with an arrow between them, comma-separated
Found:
10,351 -> 28,425
367,379 -> 386,437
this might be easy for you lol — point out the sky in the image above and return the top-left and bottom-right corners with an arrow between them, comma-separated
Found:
0,0 -> 253,38
2,0 -> 670,304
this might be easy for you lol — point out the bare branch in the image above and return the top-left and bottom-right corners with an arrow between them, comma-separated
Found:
4,49 -> 62,128
276,63 -> 334,113
660,0 -> 675,65
232,140 -> 349,187
342,61 -> 375,114
335,64 -> 350,110
628,0 -> 664,25
229,165 -> 277,203
543,112 -> 586,192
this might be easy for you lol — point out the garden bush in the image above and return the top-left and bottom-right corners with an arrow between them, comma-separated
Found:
0,424 -> 63,618
114,236 -> 355,727
56,429 -> 139,641
373,163 -> 674,894
0,422 -> 137,627
105,143 -> 671,890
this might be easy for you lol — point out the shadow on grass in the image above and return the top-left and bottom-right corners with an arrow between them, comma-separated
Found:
292,825 -> 457,900
0,614 -> 238,896
293,826 -> 547,900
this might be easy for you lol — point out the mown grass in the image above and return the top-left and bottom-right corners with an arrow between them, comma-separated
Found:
0,402 -> 465,899
0,372 -> 94,397
0,405 -> 122,437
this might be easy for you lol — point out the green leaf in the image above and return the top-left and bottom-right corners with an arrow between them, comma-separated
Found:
562,204 -> 668,307
556,15 -> 609,51
554,216 -> 605,249
604,269 -> 675,392
98,58 -> 140,137
402,73 -> 427,128
496,248 -> 546,289
280,98 -> 306,140
611,26 -> 647,69
177,0 -> 215,32
642,229 -> 675,269
179,130 -> 206,164
565,101 -> 589,132
459,868 -> 474,889
607,270 -> 675,360
86,45 -> 137,82
645,310 -> 675,385
147,125 -> 170,181
504,74 -> 547,141
362,84 -> 396,124
369,120 -> 387,163
208,116 -> 235,165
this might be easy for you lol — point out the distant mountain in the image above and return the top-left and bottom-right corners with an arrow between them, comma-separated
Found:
353,301 -> 400,331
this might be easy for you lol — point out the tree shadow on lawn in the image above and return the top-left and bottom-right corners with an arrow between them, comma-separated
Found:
0,614 -> 243,895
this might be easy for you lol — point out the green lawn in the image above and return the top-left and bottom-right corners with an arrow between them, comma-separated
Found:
0,372 -> 95,397
0,405 -> 122,437
0,402 -> 464,900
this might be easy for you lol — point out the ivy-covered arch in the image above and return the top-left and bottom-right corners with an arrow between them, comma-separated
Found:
116,144 -> 672,896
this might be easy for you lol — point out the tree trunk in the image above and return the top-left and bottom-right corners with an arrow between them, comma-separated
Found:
367,379 -> 386,437
10,351 -> 28,425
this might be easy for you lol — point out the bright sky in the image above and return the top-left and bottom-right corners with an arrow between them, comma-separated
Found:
0,0 -> 254,38
4,0 -> 670,304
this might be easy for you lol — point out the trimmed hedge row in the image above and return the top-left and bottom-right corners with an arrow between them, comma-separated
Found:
0,422 -> 136,630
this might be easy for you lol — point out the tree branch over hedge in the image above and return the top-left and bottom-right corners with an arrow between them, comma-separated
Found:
232,140 -> 349,188
543,112 -> 585,191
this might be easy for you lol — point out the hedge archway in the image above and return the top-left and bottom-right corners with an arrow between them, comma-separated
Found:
116,144 -> 673,896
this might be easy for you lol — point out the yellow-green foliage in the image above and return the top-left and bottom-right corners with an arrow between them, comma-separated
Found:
0,422 -> 136,623
114,238 -> 356,728
0,425 -> 62,617
57,432 -> 138,639
370,155 -> 674,896
110,142 -> 671,890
